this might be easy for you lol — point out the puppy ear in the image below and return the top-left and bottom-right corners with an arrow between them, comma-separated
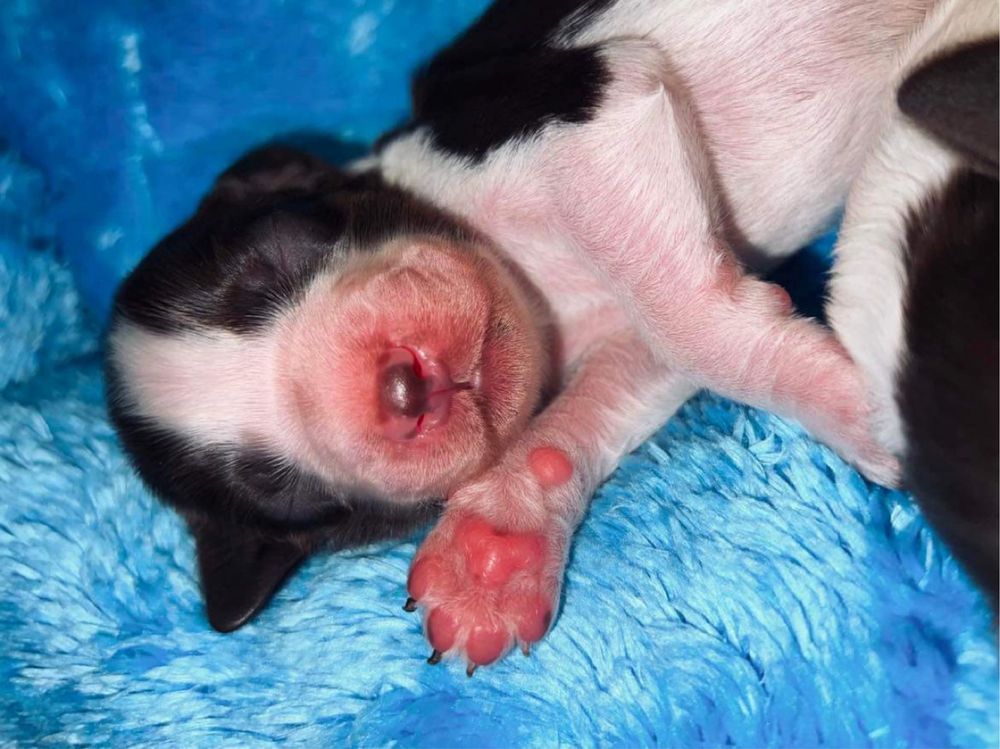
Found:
205,144 -> 347,205
193,520 -> 309,632
898,37 -> 999,177
113,145 -> 352,334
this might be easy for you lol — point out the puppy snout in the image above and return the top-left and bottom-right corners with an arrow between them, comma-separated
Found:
380,348 -> 430,419
378,346 -> 470,441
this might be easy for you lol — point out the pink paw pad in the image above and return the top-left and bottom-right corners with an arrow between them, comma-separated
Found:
528,446 -> 573,489
407,515 -> 554,667
457,516 -> 546,587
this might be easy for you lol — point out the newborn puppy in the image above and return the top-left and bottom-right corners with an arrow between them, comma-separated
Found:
106,151 -> 549,631
828,0 -> 999,605
108,0 -> 946,669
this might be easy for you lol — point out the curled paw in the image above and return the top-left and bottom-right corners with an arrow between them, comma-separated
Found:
405,513 -> 561,672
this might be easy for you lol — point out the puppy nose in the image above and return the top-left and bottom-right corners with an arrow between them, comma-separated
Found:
379,349 -> 429,419
378,347 -> 468,441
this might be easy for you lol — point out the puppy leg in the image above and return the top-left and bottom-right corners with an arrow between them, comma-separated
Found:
546,41 -> 899,485
406,334 -> 696,670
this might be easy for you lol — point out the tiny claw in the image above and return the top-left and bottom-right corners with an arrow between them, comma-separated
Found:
466,664 -> 477,678
520,642 -> 531,657
427,649 -> 442,665
403,597 -> 417,612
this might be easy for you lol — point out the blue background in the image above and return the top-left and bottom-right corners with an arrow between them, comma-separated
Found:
0,2 -> 996,745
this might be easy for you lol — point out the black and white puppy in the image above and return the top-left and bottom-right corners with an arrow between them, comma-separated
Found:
828,4 -> 999,606
106,0 -> 991,670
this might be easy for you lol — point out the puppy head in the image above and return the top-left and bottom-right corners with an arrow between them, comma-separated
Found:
105,146 -> 549,629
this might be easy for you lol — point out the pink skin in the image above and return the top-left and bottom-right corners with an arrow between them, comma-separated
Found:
394,39 -> 905,670
407,448 -> 573,666
528,447 -> 573,490
409,516 -> 551,664
542,44 -> 899,484
281,241 -> 549,501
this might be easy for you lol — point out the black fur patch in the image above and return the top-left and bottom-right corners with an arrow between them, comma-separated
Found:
898,169 -> 999,605
192,520 -> 309,633
113,147 -> 474,335
382,0 -> 614,160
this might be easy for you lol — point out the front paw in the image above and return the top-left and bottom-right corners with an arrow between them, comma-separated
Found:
405,510 -> 565,674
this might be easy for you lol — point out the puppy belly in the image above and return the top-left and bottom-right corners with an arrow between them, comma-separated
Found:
561,0 -> 936,261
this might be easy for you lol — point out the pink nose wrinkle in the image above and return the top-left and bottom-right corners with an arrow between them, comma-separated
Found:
378,346 -> 470,441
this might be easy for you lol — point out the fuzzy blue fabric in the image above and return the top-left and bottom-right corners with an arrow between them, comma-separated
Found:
0,2 -> 997,746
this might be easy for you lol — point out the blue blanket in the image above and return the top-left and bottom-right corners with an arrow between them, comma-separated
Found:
0,2 -> 996,746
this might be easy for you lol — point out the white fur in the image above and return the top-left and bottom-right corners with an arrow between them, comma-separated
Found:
827,0 -> 998,454
827,123 -> 958,454
380,0 -> 935,272
563,0 -> 934,261
109,322 -> 285,448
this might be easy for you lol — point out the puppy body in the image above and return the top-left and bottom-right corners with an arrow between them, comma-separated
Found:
109,1 -> 954,662
370,0 -> 939,665
376,0 -> 931,460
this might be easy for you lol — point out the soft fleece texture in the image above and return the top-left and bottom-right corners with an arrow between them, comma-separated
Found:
0,2 -> 996,746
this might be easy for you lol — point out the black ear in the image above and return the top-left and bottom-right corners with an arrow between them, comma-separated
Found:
206,144 -> 347,204
898,37 -> 999,177
193,520 -> 310,632
112,144 -> 352,335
